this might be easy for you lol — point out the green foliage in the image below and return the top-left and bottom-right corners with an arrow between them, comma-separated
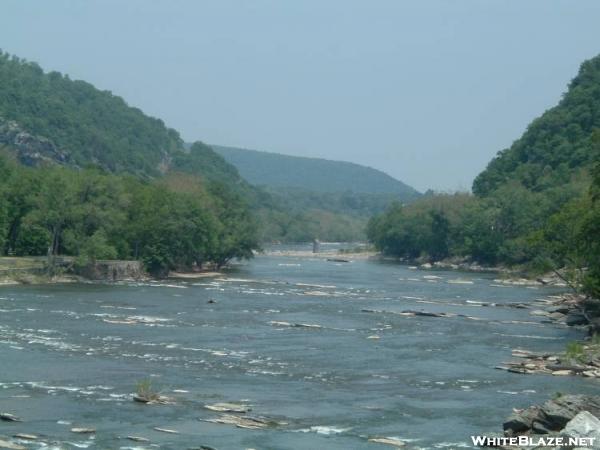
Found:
0,50 -> 420,245
135,379 -> 161,402
0,51 -> 263,272
213,145 -> 420,198
75,230 -> 118,267
368,54 -> 600,300
173,142 -> 243,185
264,186 -> 404,218
208,145 -> 420,243
258,207 -> 367,243
367,194 -> 475,261
565,341 -> 586,363
0,51 -> 183,176
473,55 -> 600,196
0,155 -> 259,275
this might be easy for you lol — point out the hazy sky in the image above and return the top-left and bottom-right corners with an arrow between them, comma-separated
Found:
1,1 -> 599,191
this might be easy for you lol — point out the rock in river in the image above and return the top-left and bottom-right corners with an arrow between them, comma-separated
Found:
504,395 -> 600,436
0,413 -> 21,422
204,402 -> 252,413
0,439 -> 25,450
203,414 -> 286,430
368,437 -> 406,447
561,411 -> 600,449
70,427 -> 96,433
566,311 -> 588,326
12,434 -> 36,441
126,435 -> 150,442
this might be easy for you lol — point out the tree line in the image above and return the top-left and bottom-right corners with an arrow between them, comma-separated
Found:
0,152 -> 259,275
368,53 -> 600,298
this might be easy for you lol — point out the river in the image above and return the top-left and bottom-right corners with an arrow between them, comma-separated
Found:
0,245 -> 596,449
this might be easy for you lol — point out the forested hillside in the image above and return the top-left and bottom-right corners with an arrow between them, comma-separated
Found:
210,145 -> 420,242
0,51 -> 260,272
368,54 -> 600,297
0,50 -> 424,245
213,145 -> 420,198
473,55 -> 600,195
0,51 -> 257,184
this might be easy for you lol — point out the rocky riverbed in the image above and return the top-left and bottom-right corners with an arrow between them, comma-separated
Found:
0,247 -> 598,449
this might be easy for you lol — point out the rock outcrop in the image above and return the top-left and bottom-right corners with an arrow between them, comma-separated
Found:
561,411 -> 600,449
503,395 -> 600,437
77,260 -> 146,281
0,117 -> 69,166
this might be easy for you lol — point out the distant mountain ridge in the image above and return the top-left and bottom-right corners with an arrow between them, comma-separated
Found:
212,145 -> 420,199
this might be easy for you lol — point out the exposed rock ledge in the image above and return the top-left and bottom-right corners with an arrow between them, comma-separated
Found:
494,395 -> 600,449
0,116 -> 69,166
76,260 -> 147,281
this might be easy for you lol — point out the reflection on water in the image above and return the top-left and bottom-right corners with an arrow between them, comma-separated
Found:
0,248 -> 596,449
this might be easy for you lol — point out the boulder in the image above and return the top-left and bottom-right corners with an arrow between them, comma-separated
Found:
561,411 -> 600,449
566,312 -> 588,326
504,395 -> 600,436
540,395 -> 600,431
504,407 -> 541,435
548,305 -> 572,314
0,413 -> 22,422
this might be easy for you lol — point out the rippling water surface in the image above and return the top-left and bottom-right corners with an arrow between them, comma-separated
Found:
0,246 -> 596,449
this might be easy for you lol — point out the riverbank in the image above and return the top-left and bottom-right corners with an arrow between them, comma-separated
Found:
0,257 -> 229,286
488,290 -> 600,448
261,248 -> 377,260
262,249 -> 573,289
0,257 -> 149,286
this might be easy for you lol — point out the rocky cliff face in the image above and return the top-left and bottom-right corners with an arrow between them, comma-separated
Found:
0,116 -> 69,166
77,260 -> 146,281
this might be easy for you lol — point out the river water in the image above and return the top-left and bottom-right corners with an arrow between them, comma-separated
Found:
0,246 -> 597,450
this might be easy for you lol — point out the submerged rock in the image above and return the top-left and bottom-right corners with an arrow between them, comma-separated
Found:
126,435 -> 150,442
368,437 -> 406,447
204,403 -> 252,413
269,321 -> 323,329
133,393 -> 174,404
566,311 -> 588,326
203,414 -> 286,430
153,427 -> 179,434
0,413 -> 21,422
70,427 -> 96,433
12,434 -> 36,441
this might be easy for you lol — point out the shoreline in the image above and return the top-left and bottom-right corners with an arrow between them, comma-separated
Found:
0,271 -> 226,286
259,249 -> 377,260
261,250 -> 571,288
